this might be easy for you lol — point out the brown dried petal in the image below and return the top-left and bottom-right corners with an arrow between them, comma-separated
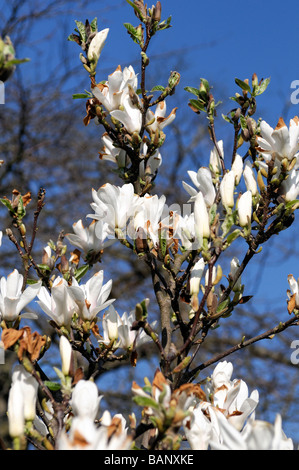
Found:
2,328 -> 23,350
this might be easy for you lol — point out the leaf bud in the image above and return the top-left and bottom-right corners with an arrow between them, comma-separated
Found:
168,71 -> 180,89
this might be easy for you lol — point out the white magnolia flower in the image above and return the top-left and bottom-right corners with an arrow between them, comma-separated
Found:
118,309 -> 155,350
210,411 -> 293,450
256,116 -> 299,162
0,269 -> 41,322
92,65 -> 138,113
101,304 -> 155,351
182,167 -> 216,207
110,92 -> 143,134
87,28 -> 109,64
146,100 -> 177,133
237,190 -> 252,227
57,416 -> 131,450
139,141 -> 162,179
71,380 -> 102,421
99,133 -> 128,167
68,270 -> 115,322
133,193 -> 166,247
174,212 -> 197,250
66,219 -> 111,256
11,365 -> 39,422
205,361 -> 259,432
88,183 -> 140,236
102,304 -> 120,344
220,170 -> 235,210
184,402 -> 218,450
37,277 -> 78,327
8,365 -> 39,437
132,370 -> 194,431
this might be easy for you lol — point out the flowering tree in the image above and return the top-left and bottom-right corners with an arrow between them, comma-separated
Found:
0,0 -> 299,451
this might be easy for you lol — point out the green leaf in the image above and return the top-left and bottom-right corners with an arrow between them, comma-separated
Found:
159,234 -> 167,258
90,17 -> 98,32
158,15 -> 172,31
184,86 -> 200,97
239,114 -> 247,130
44,381 -> 61,392
37,264 -> 51,272
123,23 -> 140,44
200,78 -> 210,93
221,213 -> 235,237
5,58 -> 30,67
222,113 -> 233,124
126,0 -> 145,20
75,20 -> 87,42
216,298 -> 230,313
0,198 -> 14,212
235,78 -> 251,93
151,85 -> 165,92
74,264 -> 90,282
188,99 -> 206,112
72,93 -> 91,100
254,77 -> 270,96
226,229 -> 241,246
27,279 -> 40,285
132,395 -> 160,410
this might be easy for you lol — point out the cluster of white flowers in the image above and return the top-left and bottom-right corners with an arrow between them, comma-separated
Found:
57,379 -> 131,450
65,118 -> 299,264
131,361 -> 293,451
92,63 -> 175,179
256,117 -> 299,201
7,356 -> 294,450
183,361 -> 293,450
36,269 -> 114,327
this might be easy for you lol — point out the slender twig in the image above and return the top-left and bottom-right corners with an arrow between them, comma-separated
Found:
185,314 -> 299,382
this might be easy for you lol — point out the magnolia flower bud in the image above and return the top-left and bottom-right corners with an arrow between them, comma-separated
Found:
280,168 -> 299,202
190,258 -> 205,310
7,380 -> 25,438
87,28 -> 109,64
59,335 -> 73,376
8,365 -> 39,438
209,141 -> 223,176
103,305 -> 119,342
231,154 -> 243,185
243,161 -> 258,196
229,257 -> 242,292
238,190 -> 252,227
71,379 -> 101,421
194,191 -> 210,242
220,171 -> 235,209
